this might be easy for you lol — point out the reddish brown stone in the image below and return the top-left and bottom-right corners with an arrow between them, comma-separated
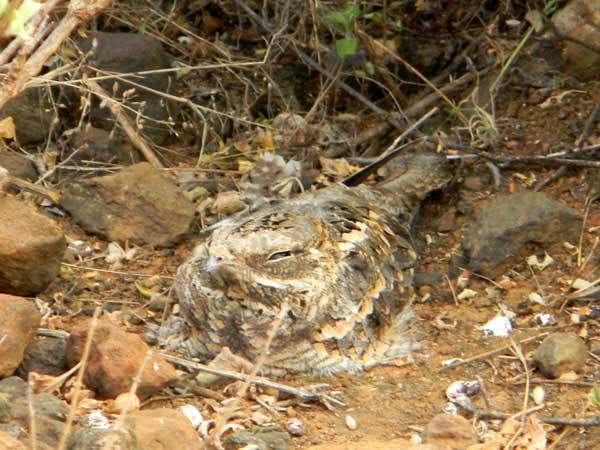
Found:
124,409 -> 201,450
0,294 -> 41,377
66,317 -> 176,399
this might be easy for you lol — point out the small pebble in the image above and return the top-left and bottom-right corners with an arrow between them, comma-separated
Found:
532,386 -> 545,405
533,332 -> 587,378
178,404 -> 203,428
457,288 -> 478,300
285,418 -> 306,436
345,415 -> 357,430
409,433 -> 423,444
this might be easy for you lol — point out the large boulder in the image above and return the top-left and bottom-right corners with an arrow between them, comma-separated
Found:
0,294 -> 41,377
61,163 -> 195,247
0,195 -> 65,295
0,89 -> 55,144
462,192 -> 583,278
74,32 -> 179,144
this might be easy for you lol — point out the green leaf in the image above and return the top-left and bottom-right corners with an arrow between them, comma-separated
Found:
544,0 -> 559,16
138,17 -> 146,35
323,4 -> 361,34
363,61 -> 375,76
0,0 -> 43,39
336,37 -> 359,60
363,12 -> 383,24
589,386 -> 600,409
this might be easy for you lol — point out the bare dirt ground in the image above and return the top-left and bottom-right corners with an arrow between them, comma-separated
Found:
48,82 -> 599,449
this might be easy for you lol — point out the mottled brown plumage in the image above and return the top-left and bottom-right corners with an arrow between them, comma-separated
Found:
175,154 -> 450,376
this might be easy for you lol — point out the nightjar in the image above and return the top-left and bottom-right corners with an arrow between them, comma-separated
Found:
175,153 -> 451,376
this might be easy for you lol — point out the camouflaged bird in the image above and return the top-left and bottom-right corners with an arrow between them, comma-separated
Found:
175,153 -> 451,376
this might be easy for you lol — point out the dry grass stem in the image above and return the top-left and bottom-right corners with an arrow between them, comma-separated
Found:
0,0 -> 114,111
56,306 -> 102,450
438,334 -> 548,372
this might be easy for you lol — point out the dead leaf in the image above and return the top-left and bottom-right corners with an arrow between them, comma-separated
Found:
134,280 -> 158,299
467,415 -> 547,450
28,371 -> 63,394
106,392 -> 140,414
105,242 -> 137,268
211,191 -> 246,215
261,128 -> 274,150
0,117 -> 16,139
318,156 -> 359,178
196,346 -> 253,387
539,90 -> 586,109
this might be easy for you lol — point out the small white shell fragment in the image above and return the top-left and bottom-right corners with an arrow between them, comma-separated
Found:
527,253 -> 554,270
572,279 -> 593,291
178,404 -> 203,428
88,410 -> 111,429
446,380 -> 481,402
456,274 -> 470,289
409,433 -> 423,444
534,313 -> 556,326
442,402 -> 458,415
563,241 -> 578,255
478,314 -> 513,337
285,418 -> 306,436
532,386 -> 545,405
457,288 -> 478,300
345,415 -> 357,430
537,253 -> 554,270
441,358 -> 464,367
528,292 -> 545,305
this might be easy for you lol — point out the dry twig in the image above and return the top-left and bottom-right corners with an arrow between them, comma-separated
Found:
438,333 -> 548,372
0,0 -> 114,111
162,353 -> 343,408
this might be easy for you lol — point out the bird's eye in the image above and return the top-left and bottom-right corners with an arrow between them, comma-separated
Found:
267,250 -> 293,261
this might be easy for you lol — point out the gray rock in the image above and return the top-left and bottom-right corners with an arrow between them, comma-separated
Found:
0,150 -> 37,181
67,427 -> 138,450
425,414 -> 478,449
0,195 -> 66,295
552,0 -> 600,81
59,127 -> 139,181
0,377 -> 68,447
461,192 -> 583,278
73,32 -> 179,144
0,295 -> 41,377
0,89 -> 55,144
123,409 -> 201,450
0,430 -> 28,450
0,424 -> 52,450
61,163 -> 195,247
533,332 -> 587,378
18,336 -> 67,377
224,430 -> 291,450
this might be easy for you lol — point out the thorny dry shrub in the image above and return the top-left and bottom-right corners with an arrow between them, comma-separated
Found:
22,0 -> 550,181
